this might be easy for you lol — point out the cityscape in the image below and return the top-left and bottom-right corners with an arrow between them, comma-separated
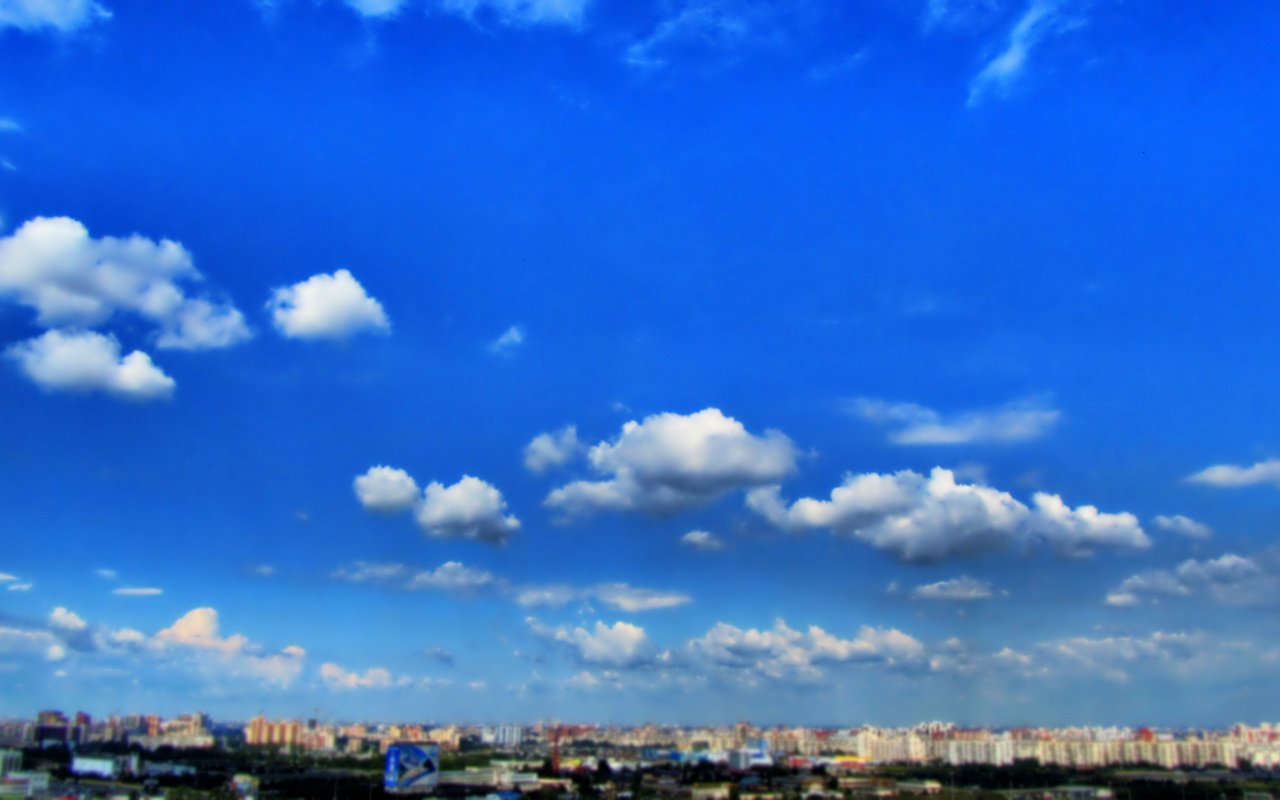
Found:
2,709 -> 1280,799
3,0 -> 1280,799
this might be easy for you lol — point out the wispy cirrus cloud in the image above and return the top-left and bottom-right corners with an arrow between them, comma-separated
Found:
967,0 -> 1083,107
0,0 -> 111,34
911,576 -> 997,601
849,395 -> 1059,446
334,559 -> 691,612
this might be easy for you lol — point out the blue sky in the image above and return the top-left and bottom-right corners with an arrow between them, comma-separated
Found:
1,0 -> 1280,727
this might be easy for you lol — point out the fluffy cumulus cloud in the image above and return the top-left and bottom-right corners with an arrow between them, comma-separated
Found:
1105,553 -> 1280,608
747,467 -> 1148,563
1152,514 -> 1212,539
688,619 -> 927,682
524,425 -> 582,473
5,606 -> 306,688
0,217 -> 250,350
911,576 -> 995,601
681,529 -> 724,551
49,607 -> 87,631
0,0 -> 110,33
418,476 -> 521,544
546,408 -> 798,516
267,269 -> 389,340
352,466 -> 519,546
6,330 -> 175,400
1187,459 -> 1280,489
850,396 -> 1059,446
528,618 -> 655,668
353,466 -> 420,512
968,0 -> 1081,106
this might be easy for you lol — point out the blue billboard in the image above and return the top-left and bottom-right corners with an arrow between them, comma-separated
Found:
385,743 -> 440,794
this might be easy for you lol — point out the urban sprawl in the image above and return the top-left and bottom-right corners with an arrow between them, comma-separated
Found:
3,712 -> 1280,800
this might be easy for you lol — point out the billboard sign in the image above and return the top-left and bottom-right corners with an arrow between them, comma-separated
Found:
385,743 -> 440,794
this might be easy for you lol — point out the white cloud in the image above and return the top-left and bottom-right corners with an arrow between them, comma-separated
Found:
681,529 -> 724,551
94,568 -> 117,579
688,619 -> 927,682
911,576 -> 995,601
343,0 -> 407,17
1153,514 -> 1212,539
49,607 -> 86,631
7,330 -> 175,400
405,561 -> 499,594
353,465 -> 420,512
0,572 -> 16,582
157,608 -> 249,654
515,585 -> 578,608
112,587 -> 162,597
528,618 -> 654,668
332,561 -> 408,584
7,583 -> 32,592
1187,459 -> 1280,489
748,467 -> 1148,563
524,425 -> 582,473
0,216 -> 249,349
968,0 -> 1080,106
624,0 -> 813,70
250,564 -> 276,577
0,0 -> 110,32
437,0 -> 590,27
546,408 -> 797,516
46,643 -> 67,661
1106,553 -> 1279,608
590,583 -> 691,612
267,269 -> 389,340
417,475 -> 520,545
850,396 -> 1060,445
488,324 -> 525,355
320,661 -> 396,689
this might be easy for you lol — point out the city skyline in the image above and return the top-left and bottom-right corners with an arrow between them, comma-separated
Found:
2,1 -> 1280,726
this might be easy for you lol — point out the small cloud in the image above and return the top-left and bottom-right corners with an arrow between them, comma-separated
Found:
1153,514 -> 1212,540
488,325 -> 525,355
417,475 -> 520,545
112,587 -> 163,597
524,425 -> 582,473
1186,459 -> 1280,489
353,465 -> 420,513
249,564 -> 276,577
49,607 -> 87,631
681,530 -> 724,551
95,569 -> 117,580
7,583 -> 32,592
267,269 -> 390,340
911,576 -> 995,601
